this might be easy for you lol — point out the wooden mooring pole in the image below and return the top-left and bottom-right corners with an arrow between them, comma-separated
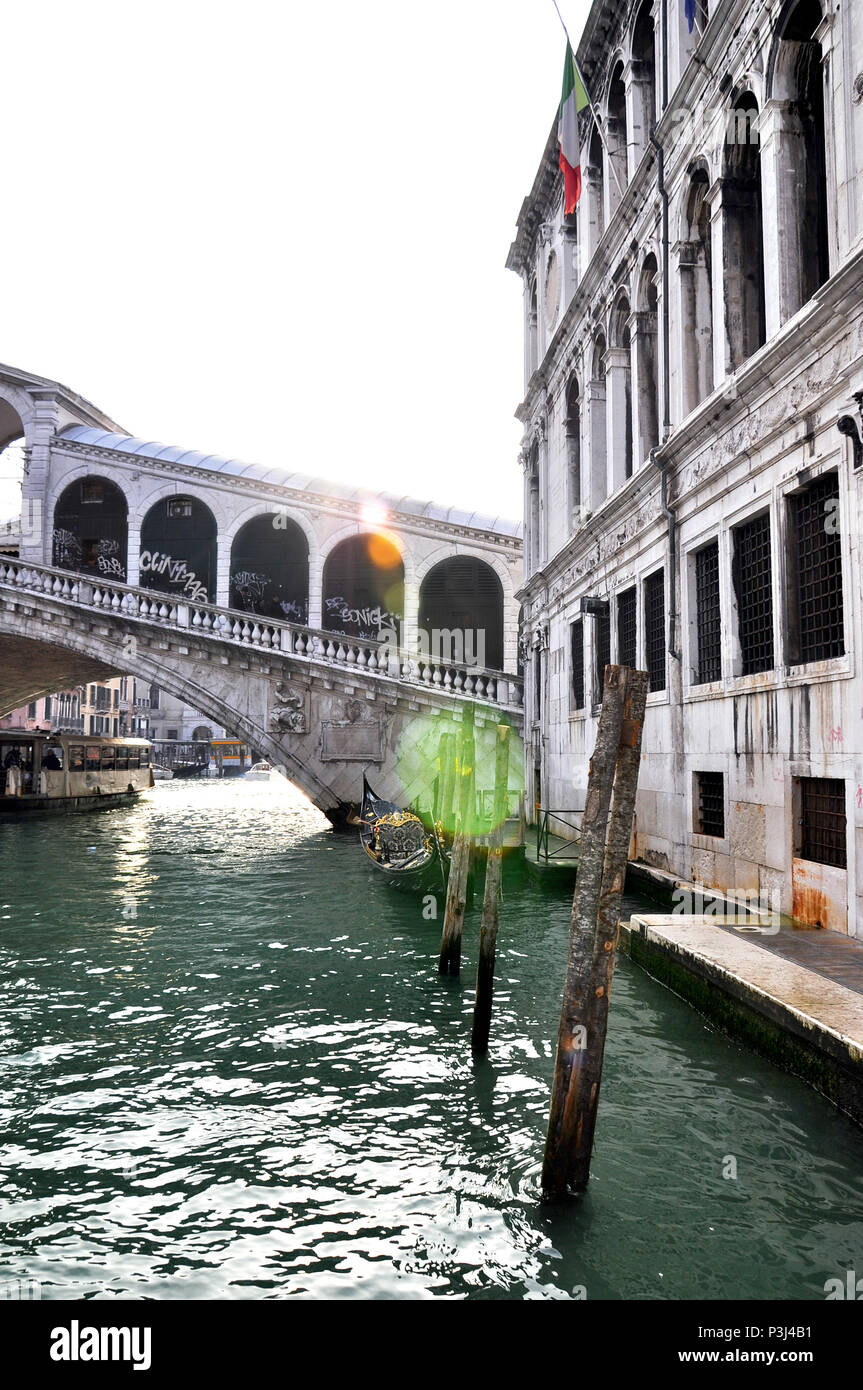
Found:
541,665 -> 648,1199
471,722 -> 511,1054
438,703 -> 475,976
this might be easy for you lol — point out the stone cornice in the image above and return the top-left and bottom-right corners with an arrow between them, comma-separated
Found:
51,439 -> 523,554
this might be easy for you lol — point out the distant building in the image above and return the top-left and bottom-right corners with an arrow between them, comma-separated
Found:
145,684 -> 225,743
509,0 -> 863,932
0,676 -> 151,738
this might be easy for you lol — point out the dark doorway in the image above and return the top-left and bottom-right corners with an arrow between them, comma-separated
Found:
53,476 -> 128,580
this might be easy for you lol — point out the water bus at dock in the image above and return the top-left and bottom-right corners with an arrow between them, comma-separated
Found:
0,732 -> 153,815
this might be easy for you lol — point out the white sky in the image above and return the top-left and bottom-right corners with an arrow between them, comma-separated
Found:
0,0 -> 590,522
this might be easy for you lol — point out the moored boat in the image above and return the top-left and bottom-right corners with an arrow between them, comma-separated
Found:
244,761 -> 273,781
359,776 -> 447,892
0,732 -> 153,815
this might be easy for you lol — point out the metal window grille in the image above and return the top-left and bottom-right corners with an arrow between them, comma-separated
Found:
644,570 -> 666,692
798,778 -> 846,868
571,620 -> 584,709
695,771 -> 725,837
594,606 -> 611,703
790,473 -> 844,664
733,513 -> 774,675
695,542 -> 721,683
617,586 -> 637,669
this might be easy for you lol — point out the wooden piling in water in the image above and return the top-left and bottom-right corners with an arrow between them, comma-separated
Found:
541,666 -> 648,1199
438,703 -> 475,976
471,722 -> 511,1054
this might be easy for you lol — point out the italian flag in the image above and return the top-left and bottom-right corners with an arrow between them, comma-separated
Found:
558,40 -> 590,215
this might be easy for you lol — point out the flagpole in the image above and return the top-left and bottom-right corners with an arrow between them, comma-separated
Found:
550,0 -> 626,202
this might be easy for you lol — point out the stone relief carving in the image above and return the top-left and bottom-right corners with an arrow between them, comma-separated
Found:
269,680 -> 307,734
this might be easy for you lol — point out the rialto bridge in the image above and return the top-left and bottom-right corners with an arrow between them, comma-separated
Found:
0,363 -> 524,821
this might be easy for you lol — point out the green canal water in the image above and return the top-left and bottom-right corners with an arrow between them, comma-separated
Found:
1,777 -> 862,1301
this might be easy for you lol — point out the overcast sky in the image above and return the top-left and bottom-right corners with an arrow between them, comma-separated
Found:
0,0 -> 590,522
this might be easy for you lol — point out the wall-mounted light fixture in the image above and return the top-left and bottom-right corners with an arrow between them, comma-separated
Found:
838,391 -> 863,469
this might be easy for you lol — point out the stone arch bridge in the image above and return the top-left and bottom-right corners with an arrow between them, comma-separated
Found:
0,364 -> 524,820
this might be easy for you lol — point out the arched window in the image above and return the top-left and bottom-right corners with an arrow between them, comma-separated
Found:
565,376 -> 581,530
606,61 -> 628,217
631,1 -> 656,165
322,534 -> 404,642
52,476 -> 128,580
636,255 -> 659,461
419,558 -> 503,671
723,93 -> 765,371
769,0 -> 829,320
139,495 -> 217,603
229,512 -> 309,621
681,167 -> 714,412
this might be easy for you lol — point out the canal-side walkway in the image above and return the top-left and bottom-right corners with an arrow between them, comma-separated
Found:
621,912 -> 863,1125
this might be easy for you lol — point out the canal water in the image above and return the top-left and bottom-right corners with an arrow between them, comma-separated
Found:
1,777 -> 862,1301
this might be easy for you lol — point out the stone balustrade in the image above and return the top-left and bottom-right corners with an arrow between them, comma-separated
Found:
0,558 -> 524,713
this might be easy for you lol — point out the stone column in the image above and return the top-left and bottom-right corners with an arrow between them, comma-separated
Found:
604,344 -> 632,495
758,98 -> 802,338
706,177 -> 728,391
624,59 -> 655,179
307,550 -> 323,630
581,161 -> 604,269
586,376 -> 607,512
630,307 -> 658,469
20,394 -> 59,565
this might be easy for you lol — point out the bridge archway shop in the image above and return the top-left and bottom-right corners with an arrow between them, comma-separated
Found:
139,495 -> 218,604
322,533 -> 405,642
52,476 -> 128,580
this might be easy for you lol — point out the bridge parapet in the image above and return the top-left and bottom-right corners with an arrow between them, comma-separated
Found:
0,557 -> 524,715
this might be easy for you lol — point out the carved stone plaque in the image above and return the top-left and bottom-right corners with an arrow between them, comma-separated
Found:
321,720 -> 383,762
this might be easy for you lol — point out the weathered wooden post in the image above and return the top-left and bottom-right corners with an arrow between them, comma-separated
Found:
541,665 -> 648,1198
438,702 -> 475,975
471,722 -> 511,1054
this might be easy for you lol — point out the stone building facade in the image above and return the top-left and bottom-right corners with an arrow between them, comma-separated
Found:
509,0 -> 863,932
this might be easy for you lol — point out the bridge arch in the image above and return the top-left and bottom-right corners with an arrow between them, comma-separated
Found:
321,531 -> 406,642
0,618 -> 341,813
51,474 -> 129,580
418,556 -> 504,671
228,510 -> 310,621
139,494 -> 218,604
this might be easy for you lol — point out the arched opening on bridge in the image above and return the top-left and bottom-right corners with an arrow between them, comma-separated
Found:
418,558 -> 504,671
140,496 -> 217,603
52,476 -> 128,580
322,533 -> 404,642
191,724 -> 213,741
229,513 -> 309,621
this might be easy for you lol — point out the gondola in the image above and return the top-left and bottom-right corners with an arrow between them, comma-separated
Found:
359,776 -> 448,893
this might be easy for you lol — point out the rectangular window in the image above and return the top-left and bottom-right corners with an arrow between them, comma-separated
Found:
44,696 -> 52,717
128,749 -> 141,770
695,541 -> 722,684
694,771 -> 725,838
27,702 -> 36,719
571,619 -> 584,709
116,746 -> 129,770
788,473 -> 844,664
85,745 -> 101,771
796,777 -> 846,868
69,745 -> 85,772
167,498 -> 193,519
81,478 -> 104,504
594,606 -> 611,704
617,587 -> 637,669
101,746 -> 116,770
644,570 -> 666,692
141,747 -> 150,766
732,513 -> 774,675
